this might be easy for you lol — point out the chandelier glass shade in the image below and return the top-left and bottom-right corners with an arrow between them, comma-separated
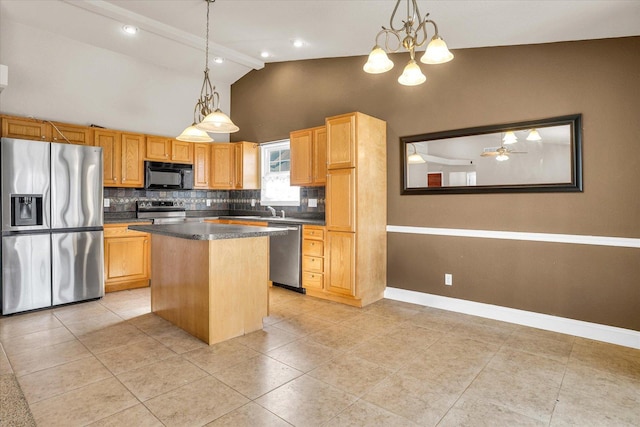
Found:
363,0 -> 454,86
176,0 -> 238,142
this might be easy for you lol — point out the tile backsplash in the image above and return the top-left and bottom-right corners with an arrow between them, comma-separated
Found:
103,187 -> 325,216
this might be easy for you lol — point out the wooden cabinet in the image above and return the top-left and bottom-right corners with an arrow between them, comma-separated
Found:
146,137 -> 193,163
50,123 -> 93,145
171,139 -> 193,163
95,130 -> 119,186
1,116 -> 51,141
96,130 -> 145,188
326,231 -> 355,296
234,141 -> 260,189
313,127 -> 327,185
302,225 -> 326,292
120,133 -> 145,187
290,126 -> 327,186
193,143 -> 211,189
326,168 -> 355,232
323,112 -> 387,307
327,114 -> 356,169
104,223 -> 151,293
210,143 -> 234,189
146,136 -> 172,161
1,116 -> 95,145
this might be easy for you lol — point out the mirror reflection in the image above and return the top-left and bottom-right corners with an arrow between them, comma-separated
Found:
402,115 -> 582,194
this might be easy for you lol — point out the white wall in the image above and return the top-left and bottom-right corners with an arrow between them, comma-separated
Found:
0,19 -> 231,141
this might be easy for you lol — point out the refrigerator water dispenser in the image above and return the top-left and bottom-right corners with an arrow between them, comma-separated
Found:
11,194 -> 43,226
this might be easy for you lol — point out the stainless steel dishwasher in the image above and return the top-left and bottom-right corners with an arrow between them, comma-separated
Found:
268,223 -> 303,291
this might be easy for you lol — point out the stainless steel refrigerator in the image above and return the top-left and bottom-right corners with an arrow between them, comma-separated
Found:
1,137 -> 104,315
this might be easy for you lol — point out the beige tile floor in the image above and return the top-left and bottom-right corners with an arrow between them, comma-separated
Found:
1,286 -> 639,426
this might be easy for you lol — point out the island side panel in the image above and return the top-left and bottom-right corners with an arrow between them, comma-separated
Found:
207,236 -> 269,344
150,234 -> 210,343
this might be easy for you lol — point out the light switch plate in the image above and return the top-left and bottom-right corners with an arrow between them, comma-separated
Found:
308,198 -> 318,208
103,198 -> 110,208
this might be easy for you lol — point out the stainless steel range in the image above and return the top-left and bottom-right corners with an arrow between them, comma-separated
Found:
136,200 -> 189,224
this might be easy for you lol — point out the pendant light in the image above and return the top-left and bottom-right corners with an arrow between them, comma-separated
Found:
364,0 -> 453,86
176,0 -> 238,142
526,129 -> 542,141
407,143 -> 426,164
502,131 -> 518,145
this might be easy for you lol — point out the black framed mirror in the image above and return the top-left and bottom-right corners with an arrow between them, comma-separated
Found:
401,114 -> 583,194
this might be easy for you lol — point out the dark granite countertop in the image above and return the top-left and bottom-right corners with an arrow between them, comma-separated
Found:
218,216 -> 325,226
128,222 -> 289,240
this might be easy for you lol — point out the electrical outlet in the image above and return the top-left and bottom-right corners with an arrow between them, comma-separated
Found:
308,198 -> 318,208
206,199 -> 212,207
103,198 -> 110,208
251,199 -> 256,207
445,273 -> 453,286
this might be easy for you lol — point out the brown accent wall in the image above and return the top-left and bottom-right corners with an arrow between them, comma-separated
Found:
231,37 -> 640,331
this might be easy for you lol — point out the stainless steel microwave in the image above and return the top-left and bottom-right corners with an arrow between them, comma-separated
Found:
144,161 -> 194,190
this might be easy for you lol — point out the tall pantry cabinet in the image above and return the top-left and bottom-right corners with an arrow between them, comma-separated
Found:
324,112 -> 387,307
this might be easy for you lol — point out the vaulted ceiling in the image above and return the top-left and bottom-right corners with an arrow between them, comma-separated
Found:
2,0 -> 639,84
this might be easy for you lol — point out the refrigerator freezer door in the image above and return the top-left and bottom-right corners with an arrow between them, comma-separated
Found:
1,138 -> 50,232
52,230 -> 104,306
51,143 -> 103,229
1,234 -> 52,314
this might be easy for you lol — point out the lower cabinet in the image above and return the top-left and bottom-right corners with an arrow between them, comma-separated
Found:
104,223 -> 151,293
303,226 -> 358,303
325,231 -> 356,297
302,225 -> 325,292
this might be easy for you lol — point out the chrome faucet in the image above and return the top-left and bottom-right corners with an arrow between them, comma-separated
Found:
266,206 -> 276,217
280,210 -> 286,218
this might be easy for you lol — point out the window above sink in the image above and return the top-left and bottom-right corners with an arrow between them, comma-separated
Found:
260,140 -> 301,206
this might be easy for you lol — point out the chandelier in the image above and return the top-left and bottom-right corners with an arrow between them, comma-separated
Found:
177,0 -> 238,142
363,0 -> 454,86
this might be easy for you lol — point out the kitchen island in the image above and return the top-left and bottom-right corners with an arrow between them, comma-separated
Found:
128,222 -> 288,344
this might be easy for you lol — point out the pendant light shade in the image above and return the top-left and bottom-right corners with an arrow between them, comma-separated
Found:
363,46 -> 394,74
527,129 -> 542,141
420,36 -> 454,64
502,131 -> 518,145
176,124 -> 214,142
407,143 -> 426,164
398,60 -> 426,86
196,109 -> 240,133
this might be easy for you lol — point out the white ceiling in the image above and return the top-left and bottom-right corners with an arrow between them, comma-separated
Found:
2,0 -> 640,85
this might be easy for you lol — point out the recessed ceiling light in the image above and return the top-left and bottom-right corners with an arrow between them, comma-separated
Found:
122,25 -> 138,35
292,39 -> 304,48
260,51 -> 270,58
213,57 -> 224,64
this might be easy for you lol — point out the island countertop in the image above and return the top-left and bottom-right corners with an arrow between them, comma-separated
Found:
128,222 -> 289,240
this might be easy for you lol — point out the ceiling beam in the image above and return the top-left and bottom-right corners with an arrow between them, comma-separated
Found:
63,0 -> 265,70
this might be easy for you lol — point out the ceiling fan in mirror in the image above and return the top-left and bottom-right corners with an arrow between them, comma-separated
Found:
480,145 -> 527,162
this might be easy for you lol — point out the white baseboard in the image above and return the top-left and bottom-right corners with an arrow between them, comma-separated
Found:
384,287 -> 640,350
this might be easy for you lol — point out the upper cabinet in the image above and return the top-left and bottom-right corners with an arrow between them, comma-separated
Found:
234,141 -> 260,189
1,116 -> 52,141
326,114 -> 356,169
171,139 -> 193,163
290,126 -> 327,186
145,136 -> 172,161
193,143 -> 211,189
146,137 -> 193,164
50,123 -> 93,145
1,116 -> 95,145
96,129 -> 145,188
210,143 -> 235,189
